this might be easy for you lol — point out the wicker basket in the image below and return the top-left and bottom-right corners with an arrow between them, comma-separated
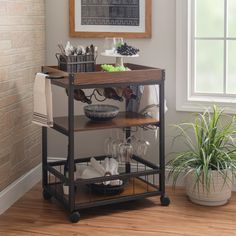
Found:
56,53 -> 96,73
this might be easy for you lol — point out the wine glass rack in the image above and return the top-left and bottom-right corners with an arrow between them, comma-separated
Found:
41,63 -> 170,223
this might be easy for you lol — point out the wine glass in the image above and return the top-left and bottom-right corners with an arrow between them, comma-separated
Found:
104,37 -> 123,55
118,132 -> 134,163
136,128 -> 150,157
104,129 -> 115,157
113,37 -> 124,49
127,134 -> 138,157
111,129 -> 123,159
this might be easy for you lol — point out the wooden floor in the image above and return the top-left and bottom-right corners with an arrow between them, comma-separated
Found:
0,184 -> 236,236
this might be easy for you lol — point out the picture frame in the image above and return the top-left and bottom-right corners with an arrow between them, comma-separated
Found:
69,0 -> 152,38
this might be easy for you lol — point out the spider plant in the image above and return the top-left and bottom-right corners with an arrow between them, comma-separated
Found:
168,105 -> 236,192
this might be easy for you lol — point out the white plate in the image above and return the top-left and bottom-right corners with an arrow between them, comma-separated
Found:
101,52 -> 139,58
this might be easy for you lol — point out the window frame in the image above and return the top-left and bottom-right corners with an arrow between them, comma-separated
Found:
176,0 -> 236,113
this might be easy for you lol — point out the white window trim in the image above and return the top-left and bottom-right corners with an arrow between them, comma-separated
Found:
176,0 -> 236,114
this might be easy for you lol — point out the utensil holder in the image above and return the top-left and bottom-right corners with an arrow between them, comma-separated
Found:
56,53 -> 96,73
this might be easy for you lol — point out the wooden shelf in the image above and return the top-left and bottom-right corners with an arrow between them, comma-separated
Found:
74,178 -> 157,205
49,178 -> 157,205
42,64 -> 165,89
54,112 -> 159,132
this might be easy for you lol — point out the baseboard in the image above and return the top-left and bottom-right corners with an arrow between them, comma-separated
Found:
165,168 -> 236,192
0,164 -> 42,215
48,157 -> 236,192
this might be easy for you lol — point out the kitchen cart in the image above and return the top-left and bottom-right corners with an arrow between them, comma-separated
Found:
42,64 -> 170,223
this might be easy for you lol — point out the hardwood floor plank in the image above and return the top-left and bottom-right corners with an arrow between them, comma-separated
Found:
0,184 -> 235,236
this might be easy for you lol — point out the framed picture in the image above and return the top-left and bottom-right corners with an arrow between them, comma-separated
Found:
69,0 -> 152,38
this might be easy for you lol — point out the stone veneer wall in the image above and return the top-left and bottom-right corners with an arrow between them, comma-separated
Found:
0,0 -> 45,191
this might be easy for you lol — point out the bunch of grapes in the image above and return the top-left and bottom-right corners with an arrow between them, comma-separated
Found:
101,64 -> 128,72
116,43 -> 140,56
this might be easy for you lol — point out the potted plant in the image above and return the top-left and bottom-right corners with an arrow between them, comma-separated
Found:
168,105 -> 236,206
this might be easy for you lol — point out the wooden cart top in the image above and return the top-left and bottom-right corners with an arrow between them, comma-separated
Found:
42,64 -> 165,88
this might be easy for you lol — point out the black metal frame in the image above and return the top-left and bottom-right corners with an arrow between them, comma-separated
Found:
42,67 -> 168,222
159,71 -> 166,197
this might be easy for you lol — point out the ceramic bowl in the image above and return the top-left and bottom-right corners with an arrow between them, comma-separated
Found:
84,104 -> 119,121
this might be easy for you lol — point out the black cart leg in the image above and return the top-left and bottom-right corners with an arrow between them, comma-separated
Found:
68,74 -> 76,213
42,127 -> 47,188
42,127 -> 52,200
159,74 -> 170,206
43,189 -> 52,200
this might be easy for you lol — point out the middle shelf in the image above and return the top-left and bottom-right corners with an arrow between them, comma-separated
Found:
53,111 -> 159,133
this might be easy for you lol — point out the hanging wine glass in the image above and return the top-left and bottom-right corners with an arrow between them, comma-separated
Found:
118,142 -> 133,163
127,134 -> 138,157
137,127 -> 150,157
111,129 -> 123,159
118,131 -> 134,163
104,129 -> 115,157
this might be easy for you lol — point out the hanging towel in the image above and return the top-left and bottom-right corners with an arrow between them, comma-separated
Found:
138,85 -> 167,120
126,85 -> 144,113
32,73 -> 53,127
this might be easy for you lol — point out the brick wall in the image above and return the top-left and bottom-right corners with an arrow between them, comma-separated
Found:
0,0 -> 45,191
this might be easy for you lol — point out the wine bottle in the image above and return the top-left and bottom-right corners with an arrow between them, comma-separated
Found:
66,88 -> 92,104
97,87 -> 123,102
74,89 -> 92,104
122,87 -> 137,100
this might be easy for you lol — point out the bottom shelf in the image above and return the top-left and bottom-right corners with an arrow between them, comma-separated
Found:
48,177 -> 159,209
45,155 -> 161,211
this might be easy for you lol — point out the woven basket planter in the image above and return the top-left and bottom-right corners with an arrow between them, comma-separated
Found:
185,170 -> 232,206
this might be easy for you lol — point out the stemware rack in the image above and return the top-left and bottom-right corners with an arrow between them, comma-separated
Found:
42,63 -> 170,223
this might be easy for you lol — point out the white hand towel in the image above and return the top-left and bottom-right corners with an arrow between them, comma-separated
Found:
103,158 -> 110,174
90,157 -> 106,176
80,166 -> 102,179
109,158 -> 123,186
75,158 -> 123,186
139,85 -> 167,120
90,157 -> 111,185
32,73 -> 53,127
90,158 -> 123,186
108,158 -> 119,175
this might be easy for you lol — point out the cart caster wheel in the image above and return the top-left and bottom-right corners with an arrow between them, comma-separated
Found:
69,211 -> 80,223
43,190 -> 52,200
160,196 -> 170,206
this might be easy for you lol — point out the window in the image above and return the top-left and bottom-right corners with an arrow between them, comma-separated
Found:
176,0 -> 236,113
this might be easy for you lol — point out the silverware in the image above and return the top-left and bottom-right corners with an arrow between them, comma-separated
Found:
58,43 -> 65,55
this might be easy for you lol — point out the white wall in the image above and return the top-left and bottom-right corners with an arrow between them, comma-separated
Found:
45,0 -> 192,163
